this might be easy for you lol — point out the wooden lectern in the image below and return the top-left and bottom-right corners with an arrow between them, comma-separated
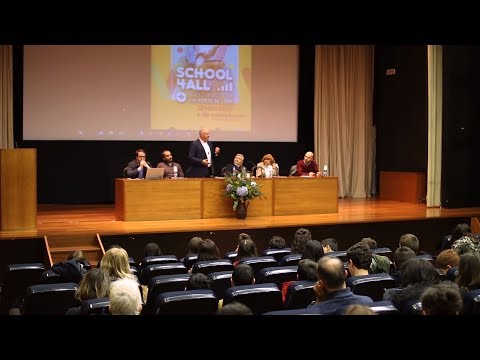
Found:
0,149 -> 37,231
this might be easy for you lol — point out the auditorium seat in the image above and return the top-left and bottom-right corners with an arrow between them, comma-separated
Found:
238,256 -> 277,276
284,280 -> 317,309
192,259 -> 233,275
262,248 -> 292,263
183,254 -> 198,270
41,269 -> 64,284
141,263 -> 188,285
368,300 -> 400,315
223,283 -> 283,314
0,263 -> 45,314
22,282 -> 78,315
462,288 -> 480,315
207,270 -> 233,299
224,251 -> 238,263
144,273 -> 191,315
288,165 -> 297,176
139,255 -> 179,283
156,289 -> 218,315
346,273 -> 396,301
278,253 -> 302,267
81,297 -> 110,315
256,266 -> 298,289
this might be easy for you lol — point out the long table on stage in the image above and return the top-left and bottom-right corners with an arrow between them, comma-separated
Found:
115,177 -> 338,221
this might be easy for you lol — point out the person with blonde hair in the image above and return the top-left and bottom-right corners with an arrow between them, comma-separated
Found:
255,153 -> 279,178
100,247 -> 137,282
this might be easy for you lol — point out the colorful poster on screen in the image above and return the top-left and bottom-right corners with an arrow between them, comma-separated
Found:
151,45 -> 251,132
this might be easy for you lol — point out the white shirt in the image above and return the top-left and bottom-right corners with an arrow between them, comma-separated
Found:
264,164 -> 273,178
200,139 -> 212,167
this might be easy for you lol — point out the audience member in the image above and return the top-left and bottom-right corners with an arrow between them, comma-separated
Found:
305,256 -> 373,315
233,239 -> 258,267
196,239 -> 221,262
255,153 -> 279,178
291,228 -> 312,254
231,264 -> 255,286
435,249 -> 460,276
109,278 -> 143,315
143,243 -> 162,258
185,273 -> 212,290
390,246 -> 416,286
343,304 -> 377,315
451,234 -> 480,255
360,237 -> 390,274
65,268 -> 111,315
295,151 -> 321,177
346,242 -> 372,280
100,247 -> 137,283
217,301 -> 253,315
399,233 -> 420,254
186,128 -> 220,177
383,258 -> 439,314
281,258 -> 317,303
441,223 -> 472,251
456,252 -> 480,296
268,235 -> 287,249
157,149 -> 184,178
125,148 -> 151,179
301,240 -> 324,262
222,153 -> 246,176
321,238 -> 338,253
420,281 -> 463,315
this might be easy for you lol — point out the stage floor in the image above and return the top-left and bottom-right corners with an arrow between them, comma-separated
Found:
2,198 -> 480,240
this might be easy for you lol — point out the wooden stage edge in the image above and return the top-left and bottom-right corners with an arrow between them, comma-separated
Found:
1,198 -> 480,240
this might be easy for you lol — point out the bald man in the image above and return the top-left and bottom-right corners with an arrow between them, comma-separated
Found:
186,128 -> 221,177
296,151 -> 322,177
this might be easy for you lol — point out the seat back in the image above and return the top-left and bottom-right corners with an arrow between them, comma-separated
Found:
141,263 -> 188,285
139,255 -> 179,283
368,300 -> 400,315
278,253 -> 302,266
123,167 -> 128,178
238,256 -> 278,277
156,289 -> 218,315
23,282 -> 78,315
462,288 -> 480,315
145,273 -> 192,315
347,273 -> 396,301
372,247 -> 393,260
207,270 -> 233,299
256,266 -> 298,289
192,259 -> 233,275
262,248 -> 292,263
41,269 -> 64,284
183,254 -> 198,270
289,165 -> 297,176
285,280 -> 317,309
1,263 -> 46,314
325,251 -> 348,262
81,297 -> 110,315
224,251 -> 238,262
223,283 -> 283,314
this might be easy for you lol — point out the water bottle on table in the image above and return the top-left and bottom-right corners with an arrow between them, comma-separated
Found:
173,166 -> 178,178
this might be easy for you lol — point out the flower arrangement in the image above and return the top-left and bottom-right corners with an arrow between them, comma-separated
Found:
223,170 -> 263,210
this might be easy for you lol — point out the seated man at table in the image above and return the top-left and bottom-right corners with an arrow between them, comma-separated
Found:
157,149 -> 184,178
296,151 -> 321,177
125,148 -> 152,179
222,153 -> 246,176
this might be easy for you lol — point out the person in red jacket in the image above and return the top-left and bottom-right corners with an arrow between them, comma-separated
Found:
296,151 -> 322,177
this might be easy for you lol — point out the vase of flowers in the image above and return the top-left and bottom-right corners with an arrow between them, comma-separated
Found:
223,170 -> 263,218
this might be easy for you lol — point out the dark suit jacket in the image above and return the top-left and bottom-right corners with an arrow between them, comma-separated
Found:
222,164 -> 245,176
187,139 -> 217,177
125,159 -> 152,179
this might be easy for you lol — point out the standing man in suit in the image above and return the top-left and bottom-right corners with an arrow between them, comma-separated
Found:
125,148 -> 152,179
187,128 -> 220,177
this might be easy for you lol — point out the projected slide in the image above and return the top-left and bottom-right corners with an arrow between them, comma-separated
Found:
151,45 -> 251,132
23,45 -> 298,142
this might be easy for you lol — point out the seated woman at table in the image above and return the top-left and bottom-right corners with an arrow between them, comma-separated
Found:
255,154 -> 279,178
